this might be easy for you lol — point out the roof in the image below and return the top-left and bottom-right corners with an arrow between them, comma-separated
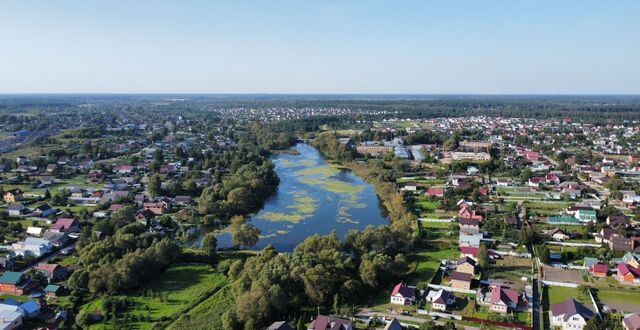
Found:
491,286 -> 518,305
0,272 -> 22,285
391,282 -> 415,299
44,284 -> 61,293
457,256 -> 476,266
618,263 -> 640,277
590,264 -> 608,274
550,299 -> 594,321
309,315 -> 351,330
624,313 -> 640,330
450,271 -> 472,282
460,246 -> 479,257
383,318 -> 403,330
20,301 -> 39,314
51,218 -> 76,231
459,218 -> 480,226
35,263 -> 61,273
266,321 -> 294,330
583,257 -> 598,268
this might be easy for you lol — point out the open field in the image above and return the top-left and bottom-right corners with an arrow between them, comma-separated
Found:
167,286 -> 233,330
485,257 -> 532,290
82,264 -> 227,330
407,241 -> 458,285
596,289 -> 640,313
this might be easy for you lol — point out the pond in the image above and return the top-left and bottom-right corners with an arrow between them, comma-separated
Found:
216,143 -> 388,252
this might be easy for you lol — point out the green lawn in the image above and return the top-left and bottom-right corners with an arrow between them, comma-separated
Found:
420,221 -> 452,229
407,242 -> 458,285
82,264 -> 227,330
597,289 -> 640,306
546,286 -> 589,305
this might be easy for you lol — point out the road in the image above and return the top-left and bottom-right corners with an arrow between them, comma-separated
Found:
357,311 -> 481,330
529,244 -> 543,330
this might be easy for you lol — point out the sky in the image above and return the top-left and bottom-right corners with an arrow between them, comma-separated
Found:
1,1 -> 639,94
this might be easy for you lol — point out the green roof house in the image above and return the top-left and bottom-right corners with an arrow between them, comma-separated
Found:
0,271 -> 34,295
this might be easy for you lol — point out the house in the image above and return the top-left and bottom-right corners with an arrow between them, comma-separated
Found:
594,228 -> 618,244
42,231 -> 69,248
616,263 -> 640,285
426,289 -> 454,311
622,252 -> 640,268
426,187 -> 445,197
3,189 -> 23,203
32,204 -> 56,218
13,237 -> 52,257
266,321 -> 294,330
459,218 -> 481,234
383,318 -> 403,330
547,227 -> 570,241
490,286 -> 520,314
43,284 -> 63,298
174,195 -> 194,205
113,165 -> 134,174
51,218 -> 79,233
0,309 -> 22,329
390,282 -> 415,305
528,177 -> 546,187
608,215 -> 629,227
39,176 -> 54,186
456,256 -> 476,274
623,313 -> 640,330
589,264 -> 608,277
143,202 -> 166,215
34,263 -> 68,281
450,271 -> 472,290
460,246 -> 479,259
7,203 -> 25,217
135,209 -> 156,225
0,272 -> 34,295
308,315 -> 352,330
459,233 -> 483,248
459,205 -> 483,221
583,257 -> 598,269
609,236 -> 639,253
550,299 -> 594,330
546,173 -> 561,185
25,227 -> 44,237
575,209 -> 597,223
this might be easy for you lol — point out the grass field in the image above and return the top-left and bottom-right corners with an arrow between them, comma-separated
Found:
407,242 -> 458,285
82,264 -> 227,330
486,257 -> 532,290
546,286 -> 589,305
167,286 -> 233,330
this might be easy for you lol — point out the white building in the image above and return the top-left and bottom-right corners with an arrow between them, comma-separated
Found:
550,299 -> 594,330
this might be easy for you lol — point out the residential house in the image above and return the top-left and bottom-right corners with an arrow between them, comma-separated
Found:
3,189 -> 23,203
490,286 -> 520,314
426,188 -> 444,198
34,263 -> 68,282
456,256 -> 476,275
135,209 -> 156,225
7,203 -> 25,217
50,218 -> 79,233
12,237 -> 52,257
383,318 -> 402,330
427,289 -> 454,311
547,227 -> 570,241
608,215 -> 629,227
459,218 -> 480,234
550,299 -> 594,330
42,231 -> 68,248
590,264 -> 608,277
460,246 -> 479,260
32,204 -> 56,218
307,315 -> 352,330
0,272 -> 34,295
25,227 -> 43,237
0,309 -> 22,330
450,271 -> 472,290
143,202 -> 167,215
174,195 -> 193,205
616,263 -> 640,285
266,321 -> 294,330
609,236 -> 640,253
594,228 -> 618,244
43,284 -> 63,298
390,282 -> 415,305
622,252 -> 640,268
459,233 -> 483,248
623,313 -> 640,330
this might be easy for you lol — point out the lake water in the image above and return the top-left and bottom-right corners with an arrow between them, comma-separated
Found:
216,143 -> 388,252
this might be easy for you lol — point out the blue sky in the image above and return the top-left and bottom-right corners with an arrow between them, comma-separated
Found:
1,1 -> 639,94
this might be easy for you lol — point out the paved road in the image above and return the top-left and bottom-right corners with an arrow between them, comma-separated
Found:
357,311 -> 481,330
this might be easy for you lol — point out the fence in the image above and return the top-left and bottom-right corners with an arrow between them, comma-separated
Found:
544,241 -> 601,248
417,309 -> 462,320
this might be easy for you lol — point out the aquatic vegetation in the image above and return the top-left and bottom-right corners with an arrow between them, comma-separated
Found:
294,166 -> 339,177
277,159 -> 296,168
259,212 -> 304,223
299,178 -> 364,194
299,159 -> 317,167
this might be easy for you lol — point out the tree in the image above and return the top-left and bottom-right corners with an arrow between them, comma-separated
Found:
201,232 -> 218,263
478,245 -> 490,268
221,309 -> 240,330
44,189 -> 51,200
539,246 -> 551,264
148,174 -> 162,198
231,224 -> 260,249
